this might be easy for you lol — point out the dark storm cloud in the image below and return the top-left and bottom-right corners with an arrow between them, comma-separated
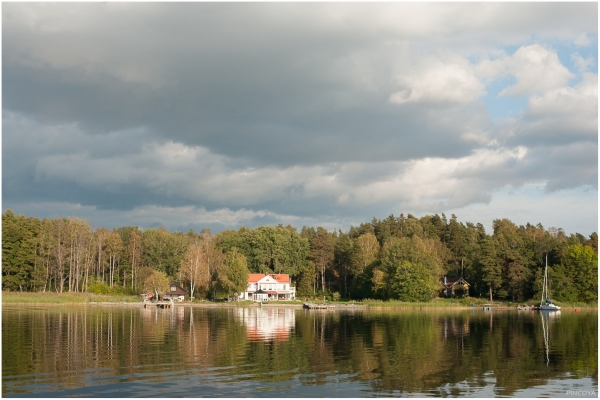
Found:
0,3 -> 543,166
3,39 -> 480,167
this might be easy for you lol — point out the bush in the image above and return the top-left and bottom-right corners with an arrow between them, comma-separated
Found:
87,279 -> 130,296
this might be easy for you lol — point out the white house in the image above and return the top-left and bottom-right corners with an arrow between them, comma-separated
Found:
240,273 -> 296,301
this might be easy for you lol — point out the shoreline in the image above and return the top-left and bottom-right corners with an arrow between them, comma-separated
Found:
3,301 -> 596,311
3,291 -> 596,310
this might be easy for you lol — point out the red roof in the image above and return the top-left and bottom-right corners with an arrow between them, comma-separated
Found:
247,273 -> 291,283
248,274 -> 265,283
272,274 -> 290,283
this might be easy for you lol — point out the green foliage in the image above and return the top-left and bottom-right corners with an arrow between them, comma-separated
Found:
308,227 -> 336,293
218,225 -> 308,277
144,270 -> 170,299
389,261 -> 439,302
351,233 -> 379,276
563,244 -> 598,303
142,227 -> 189,277
296,261 -> 317,297
380,237 -> 442,301
220,247 -> 249,297
349,261 -> 378,299
87,278 -> 130,295
479,237 -> 503,301
2,210 -> 41,291
2,209 -> 598,305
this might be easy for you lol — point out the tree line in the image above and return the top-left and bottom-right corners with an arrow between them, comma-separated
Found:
2,209 -> 597,303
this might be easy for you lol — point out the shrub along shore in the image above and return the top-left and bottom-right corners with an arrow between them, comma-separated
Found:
2,291 -> 596,309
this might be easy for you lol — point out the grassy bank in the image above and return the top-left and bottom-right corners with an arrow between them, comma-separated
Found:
2,291 -> 140,304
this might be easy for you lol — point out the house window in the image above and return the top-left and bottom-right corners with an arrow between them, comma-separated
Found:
171,286 -> 176,292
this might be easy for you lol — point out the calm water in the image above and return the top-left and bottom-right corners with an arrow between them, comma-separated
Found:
2,305 -> 597,397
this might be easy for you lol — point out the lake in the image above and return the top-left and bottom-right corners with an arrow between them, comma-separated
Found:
2,304 -> 597,397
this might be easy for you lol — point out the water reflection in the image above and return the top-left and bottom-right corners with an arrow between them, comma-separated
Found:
540,310 -> 561,367
2,306 -> 597,397
235,307 -> 295,342
442,315 -> 470,340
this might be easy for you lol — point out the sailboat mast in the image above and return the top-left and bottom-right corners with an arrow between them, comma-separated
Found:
546,254 -> 550,301
541,254 -> 547,306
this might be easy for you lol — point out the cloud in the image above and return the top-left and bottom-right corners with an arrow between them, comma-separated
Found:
499,45 -> 575,96
389,53 -> 486,105
574,33 -> 591,47
476,44 -> 578,96
571,52 -> 595,73
8,109 -> 546,217
515,73 -> 598,146
4,3 -> 594,167
445,184 -> 597,236
2,3 -> 598,236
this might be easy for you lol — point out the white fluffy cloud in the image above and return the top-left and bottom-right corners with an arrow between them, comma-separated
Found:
502,45 -> 575,95
527,73 -> 597,117
476,44 -> 575,96
389,54 -> 486,105
518,72 -> 598,143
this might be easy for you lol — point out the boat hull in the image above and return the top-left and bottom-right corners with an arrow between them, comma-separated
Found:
540,304 -> 561,311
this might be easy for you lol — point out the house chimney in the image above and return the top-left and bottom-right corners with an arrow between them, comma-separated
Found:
444,276 -> 447,285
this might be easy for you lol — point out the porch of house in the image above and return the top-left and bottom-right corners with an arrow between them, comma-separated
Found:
247,289 -> 295,301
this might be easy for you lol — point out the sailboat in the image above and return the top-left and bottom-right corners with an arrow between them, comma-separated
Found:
540,254 -> 561,311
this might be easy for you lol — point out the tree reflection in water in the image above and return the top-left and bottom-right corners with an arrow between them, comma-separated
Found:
2,306 -> 597,397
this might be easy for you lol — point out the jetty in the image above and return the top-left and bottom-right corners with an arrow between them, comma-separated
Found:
143,300 -> 174,309
517,305 -> 537,311
303,302 -> 336,310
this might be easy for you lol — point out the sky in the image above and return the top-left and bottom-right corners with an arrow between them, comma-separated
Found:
2,3 -> 598,236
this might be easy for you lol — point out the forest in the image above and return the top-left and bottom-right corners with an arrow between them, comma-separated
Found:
2,209 -> 598,303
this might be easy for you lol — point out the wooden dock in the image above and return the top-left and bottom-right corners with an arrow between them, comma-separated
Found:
143,301 -> 174,309
303,303 -> 336,310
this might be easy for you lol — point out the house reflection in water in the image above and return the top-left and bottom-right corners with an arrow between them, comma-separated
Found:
442,316 -> 470,341
236,308 -> 295,342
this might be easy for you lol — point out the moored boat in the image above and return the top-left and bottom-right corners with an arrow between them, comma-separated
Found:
540,255 -> 560,311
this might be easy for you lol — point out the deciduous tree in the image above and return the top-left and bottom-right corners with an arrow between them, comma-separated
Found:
308,227 -> 335,294
144,270 -> 170,300
219,248 -> 249,301
181,241 -> 210,298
